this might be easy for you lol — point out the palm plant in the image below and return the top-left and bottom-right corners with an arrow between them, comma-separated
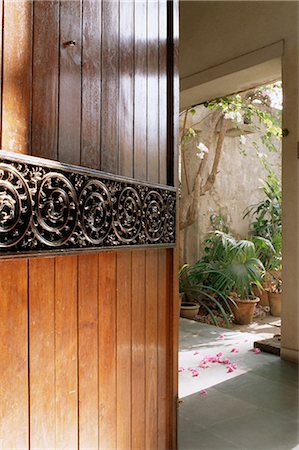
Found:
243,169 -> 282,271
202,231 -> 265,300
179,261 -> 235,328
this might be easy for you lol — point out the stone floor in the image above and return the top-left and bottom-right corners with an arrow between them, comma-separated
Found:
179,318 -> 299,450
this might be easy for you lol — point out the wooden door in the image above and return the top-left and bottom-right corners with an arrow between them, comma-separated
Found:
0,1 -> 179,449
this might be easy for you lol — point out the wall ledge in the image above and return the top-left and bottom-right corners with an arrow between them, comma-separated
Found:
281,346 -> 299,364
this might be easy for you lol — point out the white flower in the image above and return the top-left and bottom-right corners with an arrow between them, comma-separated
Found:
240,135 -> 247,145
197,142 -> 209,153
224,111 -> 236,120
196,142 -> 209,159
224,110 -> 243,123
235,111 -> 243,123
256,151 -> 268,159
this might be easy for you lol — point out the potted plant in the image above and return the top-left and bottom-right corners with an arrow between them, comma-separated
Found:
202,231 -> 265,325
179,262 -> 235,326
251,236 -> 277,307
268,272 -> 282,316
244,170 -> 282,308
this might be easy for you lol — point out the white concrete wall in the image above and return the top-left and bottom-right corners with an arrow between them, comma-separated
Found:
180,107 -> 281,264
180,1 -> 299,362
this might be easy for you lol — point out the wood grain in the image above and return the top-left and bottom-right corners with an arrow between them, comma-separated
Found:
147,0 -> 159,183
29,258 -> 55,449
2,0 -> 32,152
159,0 -> 168,185
55,256 -> 78,449
78,254 -> 99,449
145,250 -> 158,450
134,0 -> 147,180
101,0 -> 119,174
81,0 -> 102,169
158,249 -> 170,450
0,1 -> 178,448
119,0 -> 134,178
0,260 -> 29,449
58,0 -> 82,165
116,251 -> 132,450
98,252 -> 117,449
32,1 -> 59,159
131,250 -> 146,450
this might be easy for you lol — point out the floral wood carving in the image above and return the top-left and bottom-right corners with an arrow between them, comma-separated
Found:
0,152 -> 176,258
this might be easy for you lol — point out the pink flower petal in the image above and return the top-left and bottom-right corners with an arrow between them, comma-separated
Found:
191,370 -> 200,377
216,352 -> 223,357
231,348 -> 239,353
178,367 -> 185,372
207,356 -> 218,363
218,358 -> 231,365
199,362 -> 210,369
193,351 -> 200,355
252,348 -> 262,354
218,335 -> 225,340
227,366 -> 235,373
199,390 -> 207,395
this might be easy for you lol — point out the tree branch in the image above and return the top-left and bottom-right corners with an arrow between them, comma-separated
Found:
201,117 -> 229,195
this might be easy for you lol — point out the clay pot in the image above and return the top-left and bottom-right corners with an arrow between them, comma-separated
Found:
231,297 -> 260,325
180,302 -> 199,320
253,285 -> 269,307
269,292 -> 282,317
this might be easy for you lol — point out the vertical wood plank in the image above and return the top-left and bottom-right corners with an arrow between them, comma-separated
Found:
32,1 -> 59,159
131,250 -> 146,450
55,256 -> 78,449
58,0 -> 82,165
98,252 -> 117,449
116,252 -> 132,450
2,0 -> 32,153
147,0 -> 159,183
159,0 -> 167,185
157,249 -> 170,450
101,0 -> 119,174
119,0 -> 134,178
1,3 -> 31,447
134,0 -> 147,181
0,260 -> 29,449
81,0 -> 101,169
78,254 -> 99,449
29,258 -> 55,449
145,249 -> 158,450
168,1 -> 180,447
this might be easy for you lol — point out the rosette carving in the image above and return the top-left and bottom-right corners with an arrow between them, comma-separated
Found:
0,164 -> 32,247
79,180 -> 112,244
33,172 -> 78,246
113,186 -> 142,242
144,190 -> 165,242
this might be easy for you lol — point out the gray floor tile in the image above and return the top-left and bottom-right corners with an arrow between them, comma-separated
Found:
210,408 -> 299,450
215,372 -> 299,421
251,359 -> 299,387
179,319 -> 299,450
179,418 -> 240,450
179,388 -> 257,427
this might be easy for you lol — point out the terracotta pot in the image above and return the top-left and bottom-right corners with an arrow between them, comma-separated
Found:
231,297 -> 260,325
252,285 -> 269,307
269,292 -> 281,317
180,302 -> 199,320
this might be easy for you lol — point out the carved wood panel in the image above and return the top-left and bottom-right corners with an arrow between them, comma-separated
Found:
0,152 -> 176,257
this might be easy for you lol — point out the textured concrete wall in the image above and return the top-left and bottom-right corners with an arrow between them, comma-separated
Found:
180,107 -> 281,264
